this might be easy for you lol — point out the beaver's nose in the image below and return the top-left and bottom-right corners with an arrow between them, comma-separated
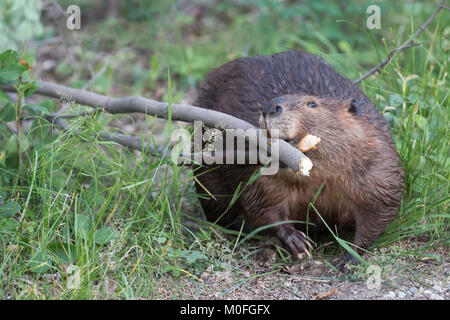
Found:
264,97 -> 285,115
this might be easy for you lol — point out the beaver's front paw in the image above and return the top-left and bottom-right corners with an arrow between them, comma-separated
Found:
276,225 -> 313,259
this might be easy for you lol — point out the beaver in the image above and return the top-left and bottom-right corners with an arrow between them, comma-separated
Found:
194,50 -> 404,263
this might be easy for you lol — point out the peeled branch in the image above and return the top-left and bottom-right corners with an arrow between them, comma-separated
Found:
298,157 -> 313,176
298,134 -> 321,152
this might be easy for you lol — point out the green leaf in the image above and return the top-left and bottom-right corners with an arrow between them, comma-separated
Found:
19,82 -> 37,98
389,94 -> 403,107
94,227 -> 118,244
0,88 -> 9,101
0,102 -> 16,122
0,65 -> 26,84
6,134 -> 30,154
0,50 -> 19,66
414,114 -> 428,131
74,214 -> 92,240
29,249 -> 52,273
23,103 -> 50,115
0,201 -> 22,218
185,251 -> 208,264
48,242 -> 78,264
6,135 -> 17,154
337,41 -> 352,54
38,99 -> 57,112
0,217 -> 20,232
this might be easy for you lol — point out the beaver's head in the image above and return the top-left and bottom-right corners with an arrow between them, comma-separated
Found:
259,94 -> 362,142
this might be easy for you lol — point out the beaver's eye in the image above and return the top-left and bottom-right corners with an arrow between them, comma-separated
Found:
307,101 -> 317,108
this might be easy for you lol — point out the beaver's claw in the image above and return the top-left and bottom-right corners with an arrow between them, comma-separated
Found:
277,226 -> 314,259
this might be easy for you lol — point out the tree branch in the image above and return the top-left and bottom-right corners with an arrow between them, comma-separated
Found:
44,113 -> 169,155
46,114 -> 280,166
353,0 -> 448,85
2,81 -> 311,174
83,57 -> 111,90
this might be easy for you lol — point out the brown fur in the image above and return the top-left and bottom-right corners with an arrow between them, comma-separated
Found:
194,50 -> 404,258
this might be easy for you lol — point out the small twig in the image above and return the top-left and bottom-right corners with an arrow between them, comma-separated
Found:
353,0 -> 449,84
83,57 -> 110,90
45,114 -> 166,155
6,92 -> 99,122
52,110 -> 98,119
20,110 -> 97,121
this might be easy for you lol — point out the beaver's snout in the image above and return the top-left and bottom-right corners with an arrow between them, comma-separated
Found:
263,97 -> 286,116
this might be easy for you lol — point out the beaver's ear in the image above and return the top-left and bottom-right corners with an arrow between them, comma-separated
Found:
348,99 -> 361,116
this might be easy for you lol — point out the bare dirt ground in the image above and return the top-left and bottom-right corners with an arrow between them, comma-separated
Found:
155,238 -> 449,300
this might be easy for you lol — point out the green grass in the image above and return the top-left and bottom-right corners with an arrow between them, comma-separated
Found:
0,0 -> 448,299
1,113 -> 210,298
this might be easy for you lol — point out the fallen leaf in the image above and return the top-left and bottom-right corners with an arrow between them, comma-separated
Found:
312,288 -> 338,300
